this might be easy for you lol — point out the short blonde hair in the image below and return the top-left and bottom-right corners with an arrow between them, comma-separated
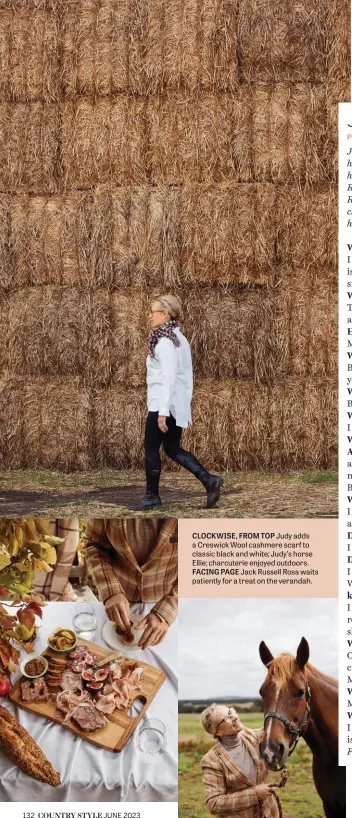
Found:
200,704 -> 219,736
153,294 -> 182,320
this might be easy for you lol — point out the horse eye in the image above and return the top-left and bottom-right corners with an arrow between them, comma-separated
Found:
296,689 -> 305,698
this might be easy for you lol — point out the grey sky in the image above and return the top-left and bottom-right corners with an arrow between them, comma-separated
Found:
179,598 -> 338,700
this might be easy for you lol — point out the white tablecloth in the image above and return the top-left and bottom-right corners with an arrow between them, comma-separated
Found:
0,602 -> 178,802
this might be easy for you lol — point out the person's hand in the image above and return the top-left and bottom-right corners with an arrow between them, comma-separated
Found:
158,415 -> 168,433
134,613 -> 169,649
255,784 -> 276,801
105,593 -> 131,631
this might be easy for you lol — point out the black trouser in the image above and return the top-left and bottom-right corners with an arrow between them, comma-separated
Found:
144,411 -> 210,495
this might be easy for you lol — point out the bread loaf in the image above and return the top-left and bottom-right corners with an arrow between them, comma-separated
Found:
0,705 -> 60,786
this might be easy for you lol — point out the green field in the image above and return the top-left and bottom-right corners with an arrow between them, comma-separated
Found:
179,713 -> 324,818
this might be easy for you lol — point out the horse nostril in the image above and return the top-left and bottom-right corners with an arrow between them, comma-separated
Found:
277,743 -> 285,763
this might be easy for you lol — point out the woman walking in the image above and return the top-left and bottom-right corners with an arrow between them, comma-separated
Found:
129,294 -> 223,511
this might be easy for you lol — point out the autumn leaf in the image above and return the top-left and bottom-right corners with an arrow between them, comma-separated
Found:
17,606 -> 36,631
34,559 -> 53,573
25,601 -> 44,619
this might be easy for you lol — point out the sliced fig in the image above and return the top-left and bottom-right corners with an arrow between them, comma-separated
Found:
94,668 -> 109,682
87,681 -> 104,694
82,669 -> 94,682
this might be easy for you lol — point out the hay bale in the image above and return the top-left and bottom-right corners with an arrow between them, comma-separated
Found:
4,287 -> 87,376
276,185 -> 337,268
327,0 -> 351,80
0,375 -> 24,469
269,378 -> 337,470
183,377 -> 337,471
238,0 -> 328,84
110,290 -> 147,387
251,84 -> 327,184
61,98 -> 148,187
23,377 -> 91,471
92,387 -> 145,468
148,86 -> 328,185
162,0 -> 238,92
180,182 -> 276,284
184,286 -> 280,382
0,102 -> 59,192
61,0 -> 130,96
0,9 -> 59,101
0,374 -> 90,471
325,79 -> 351,179
0,193 -> 17,290
61,0 -> 238,95
148,92 -> 246,183
275,266 -> 337,379
5,193 -> 88,287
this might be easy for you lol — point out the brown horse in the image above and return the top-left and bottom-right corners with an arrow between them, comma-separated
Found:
259,637 -> 345,818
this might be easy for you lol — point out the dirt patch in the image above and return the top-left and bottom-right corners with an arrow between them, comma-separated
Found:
0,470 -> 337,518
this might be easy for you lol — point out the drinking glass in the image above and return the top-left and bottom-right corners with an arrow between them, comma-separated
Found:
72,602 -> 97,642
136,718 -> 166,756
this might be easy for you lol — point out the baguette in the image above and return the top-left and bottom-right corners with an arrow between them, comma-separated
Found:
0,705 -> 60,786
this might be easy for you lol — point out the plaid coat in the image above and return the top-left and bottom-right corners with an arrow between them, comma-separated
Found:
33,518 -> 79,601
201,729 -> 280,818
82,519 -> 178,625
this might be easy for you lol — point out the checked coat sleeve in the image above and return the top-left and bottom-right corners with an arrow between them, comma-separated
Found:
82,519 -> 178,623
82,519 -> 125,603
200,731 -> 280,818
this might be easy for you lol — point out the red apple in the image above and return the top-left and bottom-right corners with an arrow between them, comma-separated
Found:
0,678 -> 10,697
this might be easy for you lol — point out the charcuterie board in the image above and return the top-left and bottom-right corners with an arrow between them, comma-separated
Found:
9,638 -> 166,752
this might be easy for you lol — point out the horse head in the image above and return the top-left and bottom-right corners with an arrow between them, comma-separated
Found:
258,637 -> 311,771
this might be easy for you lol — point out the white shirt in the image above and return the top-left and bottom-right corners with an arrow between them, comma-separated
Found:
146,327 -> 193,428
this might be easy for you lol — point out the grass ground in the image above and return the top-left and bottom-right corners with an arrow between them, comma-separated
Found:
0,469 -> 337,518
179,713 -> 324,818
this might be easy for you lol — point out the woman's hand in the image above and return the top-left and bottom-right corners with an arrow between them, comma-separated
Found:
255,784 -> 276,801
105,592 -> 131,631
158,415 -> 168,433
135,613 -> 169,648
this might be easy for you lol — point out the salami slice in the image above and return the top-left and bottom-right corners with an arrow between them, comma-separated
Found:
71,660 -> 87,673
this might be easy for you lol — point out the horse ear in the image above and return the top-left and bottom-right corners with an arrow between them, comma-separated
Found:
259,641 -> 274,666
296,637 -> 309,669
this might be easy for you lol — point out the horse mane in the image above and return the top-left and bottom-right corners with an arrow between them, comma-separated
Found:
266,653 -> 337,688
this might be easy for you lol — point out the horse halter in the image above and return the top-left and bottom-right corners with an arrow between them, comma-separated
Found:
263,683 -> 311,756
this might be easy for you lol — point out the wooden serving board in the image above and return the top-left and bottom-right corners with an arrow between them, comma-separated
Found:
9,638 -> 166,752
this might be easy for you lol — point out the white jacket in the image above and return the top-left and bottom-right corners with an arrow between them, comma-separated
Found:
146,327 -> 193,428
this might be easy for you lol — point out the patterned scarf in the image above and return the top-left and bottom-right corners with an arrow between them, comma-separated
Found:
147,319 -> 181,359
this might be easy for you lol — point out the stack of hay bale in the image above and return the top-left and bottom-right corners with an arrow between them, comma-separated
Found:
0,0 -> 349,472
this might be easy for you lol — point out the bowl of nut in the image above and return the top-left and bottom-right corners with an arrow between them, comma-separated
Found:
48,628 -> 77,653
20,654 -> 49,679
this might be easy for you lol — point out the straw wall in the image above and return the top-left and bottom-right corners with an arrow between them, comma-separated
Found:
0,0 -> 349,471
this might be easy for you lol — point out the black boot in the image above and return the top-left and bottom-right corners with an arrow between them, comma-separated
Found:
128,493 -> 161,511
170,449 -> 223,509
128,465 -> 161,511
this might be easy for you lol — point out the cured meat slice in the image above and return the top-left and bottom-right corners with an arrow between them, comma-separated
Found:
95,695 -> 116,715
69,646 -> 87,660
71,660 -> 87,673
61,670 -> 83,692
72,704 -> 108,731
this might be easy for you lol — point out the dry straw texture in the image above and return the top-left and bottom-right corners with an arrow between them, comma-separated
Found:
0,102 -> 59,192
61,0 -> 238,96
0,9 -> 59,101
0,0 -> 349,471
237,0 -> 350,83
0,375 -> 90,471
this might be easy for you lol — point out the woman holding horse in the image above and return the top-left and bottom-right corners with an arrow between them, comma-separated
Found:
200,703 -> 280,818
129,294 -> 223,511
